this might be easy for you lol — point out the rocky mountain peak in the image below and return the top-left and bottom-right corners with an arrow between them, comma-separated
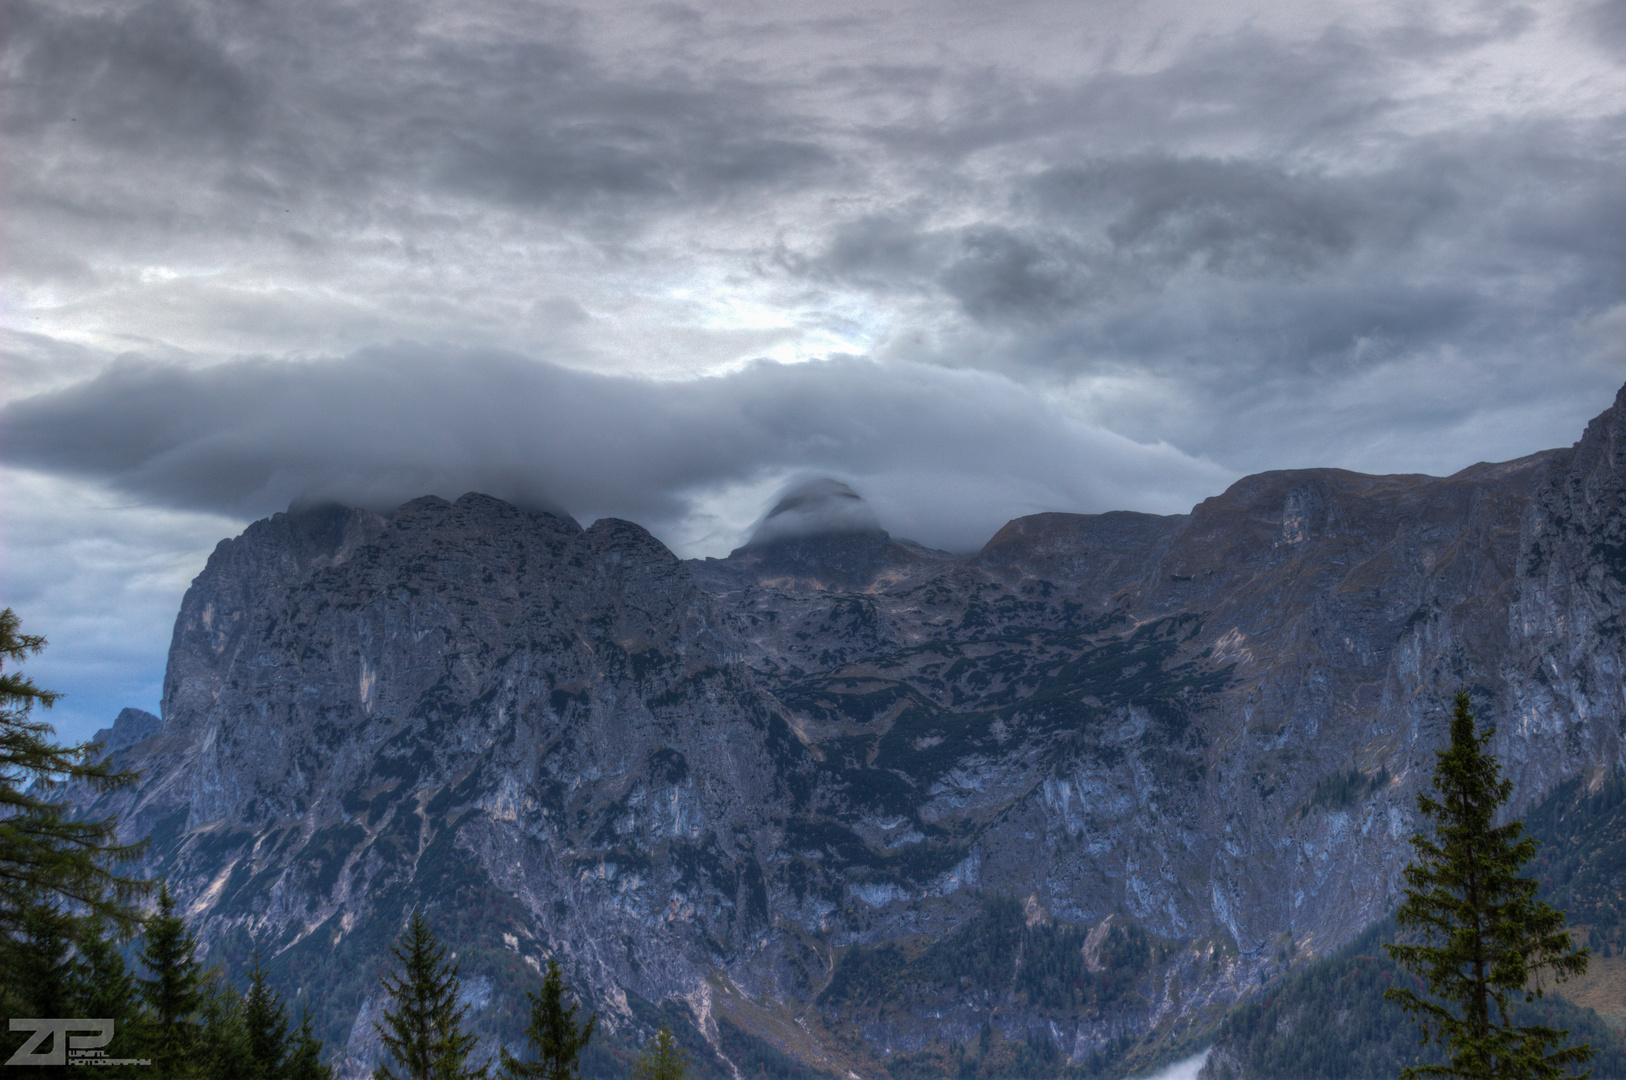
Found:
92,707 -> 161,757
1575,377 -> 1626,454
705,478 -> 954,591
746,477 -> 883,547
75,385 -> 1626,1079
159,501 -> 390,732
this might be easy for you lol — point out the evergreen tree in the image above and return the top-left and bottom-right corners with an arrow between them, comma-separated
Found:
9,903 -> 77,1016
374,909 -> 486,1080
1,909 -> 153,1072
498,959 -> 596,1080
288,1003 -> 337,1080
1385,690 -> 1593,1080
631,1026 -> 691,1080
198,976 -> 255,1080
73,914 -> 148,1068
0,609 -> 150,946
243,945 -> 292,1080
0,905 -> 79,1069
137,882 -> 208,1074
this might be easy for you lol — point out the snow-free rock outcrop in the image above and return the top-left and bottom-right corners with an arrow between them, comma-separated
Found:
85,389 -> 1626,1077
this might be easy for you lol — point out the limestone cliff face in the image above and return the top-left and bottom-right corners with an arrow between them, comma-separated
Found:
86,388 -> 1626,1077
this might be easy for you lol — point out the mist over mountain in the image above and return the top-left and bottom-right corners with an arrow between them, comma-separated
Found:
76,382 -> 1626,1078
745,479 -> 886,548
0,348 -> 1232,557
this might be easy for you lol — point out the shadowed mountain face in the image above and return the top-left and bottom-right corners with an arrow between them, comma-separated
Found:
83,387 -> 1626,1078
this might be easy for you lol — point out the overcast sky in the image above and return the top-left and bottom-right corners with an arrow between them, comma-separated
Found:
4,0 -> 1626,741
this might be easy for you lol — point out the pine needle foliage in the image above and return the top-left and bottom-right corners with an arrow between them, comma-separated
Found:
138,882 -> 209,1070
244,945 -> 292,1080
498,959 -> 597,1080
0,608 -> 150,944
0,908 -> 150,1069
631,1026 -> 692,1080
1384,690 -> 1593,1080
74,913 -> 147,1053
198,978 -> 256,1080
374,909 -> 486,1080
289,1003 -> 337,1080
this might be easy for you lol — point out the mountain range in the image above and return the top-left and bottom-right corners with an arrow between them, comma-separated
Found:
80,382 -> 1626,1078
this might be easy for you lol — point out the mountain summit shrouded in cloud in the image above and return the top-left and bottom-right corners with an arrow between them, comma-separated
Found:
745,478 -> 884,547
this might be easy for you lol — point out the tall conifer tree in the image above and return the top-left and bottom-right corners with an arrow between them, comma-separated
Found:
374,909 -> 485,1080
498,959 -> 596,1080
243,945 -> 292,1080
9,905 -> 76,1016
288,1003 -> 336,1080
1385,690 -> 1592,1079
198,977 -> 255,1080
138,882 -> 208,1074
73,913 -> 148,1065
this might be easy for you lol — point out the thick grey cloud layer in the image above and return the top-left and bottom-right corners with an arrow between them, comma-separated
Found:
10,0 -> 1620,469
0,347 -> 1232,552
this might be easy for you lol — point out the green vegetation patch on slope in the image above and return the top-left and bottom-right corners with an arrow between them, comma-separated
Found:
1298,768 -> 1392,819
778,816 -> 970,894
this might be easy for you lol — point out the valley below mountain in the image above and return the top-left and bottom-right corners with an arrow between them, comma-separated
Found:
82,384 -> 1626,1078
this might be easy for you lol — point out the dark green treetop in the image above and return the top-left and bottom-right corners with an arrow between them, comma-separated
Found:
0,907 -> 151,1070
74,913 -> 148,1054
138,881 -> 209,1073
288,1003 -> 337,1080
198,977 -> 256,1080
1385,690 -> 1592,1080
244,944 -> 292,1080
499,958 -> 597,1080
374,909 -> 487,1080
631,1026 -> 692,1080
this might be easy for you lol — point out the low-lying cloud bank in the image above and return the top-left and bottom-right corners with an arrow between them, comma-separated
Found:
0,347 -> 1233,554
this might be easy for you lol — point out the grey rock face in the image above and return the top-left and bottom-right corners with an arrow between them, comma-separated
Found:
84,390 -> 1626,1077
93,708 -> 161,756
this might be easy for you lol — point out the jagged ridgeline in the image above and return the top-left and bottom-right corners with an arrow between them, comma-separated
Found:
81,384 -> 1626,1078
1201,773 -> 1626,1079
